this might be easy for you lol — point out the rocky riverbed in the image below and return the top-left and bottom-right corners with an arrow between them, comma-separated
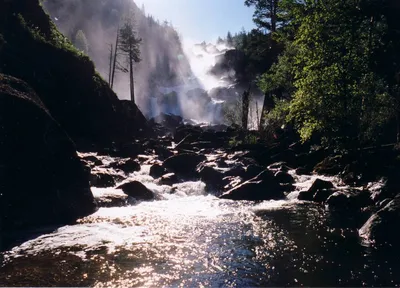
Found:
1,116 -> 400,287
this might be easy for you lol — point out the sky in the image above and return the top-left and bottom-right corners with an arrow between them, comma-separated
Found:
134,0 -> 256,43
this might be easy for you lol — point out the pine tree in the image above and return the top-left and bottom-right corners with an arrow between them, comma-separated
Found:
226,31 -> 233,46
118,17 -> 142,103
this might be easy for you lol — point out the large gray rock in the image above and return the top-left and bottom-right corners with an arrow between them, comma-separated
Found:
220,170 -> 284,201
163,153 -> 207,177
359,195 -> 400,245
116,181 -> 155,201
0,74 -> 97,230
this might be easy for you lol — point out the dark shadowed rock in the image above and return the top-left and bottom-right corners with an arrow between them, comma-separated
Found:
163,153 -> 207,177
274,171 -> 295,184
158,173 -> 179,186
95,194 -> 128,208
81,155 -> 103,167
295,167 -> 310,175
220,170 -> 284,201
108,158 -> 141,174
298,178 -> 334,201
90,172 -> 116,188
325,192 -> 350,209
198,165 -> 224,191
150,164 -> 167,179
314,155 -> 343,176
0,74 -> 97,230
116,181 -> 154,200
359,195 -> 400,245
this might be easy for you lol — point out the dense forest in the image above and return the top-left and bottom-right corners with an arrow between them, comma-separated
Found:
221,0 -> 400,150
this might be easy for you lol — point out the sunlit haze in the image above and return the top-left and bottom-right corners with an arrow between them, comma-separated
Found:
134,0 -> 256,42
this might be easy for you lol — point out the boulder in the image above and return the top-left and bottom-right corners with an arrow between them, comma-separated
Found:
295,167 -> 310,175
298,178 -> 334,201
81,155 -> 103,167
108,158 -> 140,174
150,164 -> 167,179
198,165 -> 224,191
95,194 -> 128,208
313,155 -> 343,176
0,74 -> 97,230
116,181 -> 155,200
325,192 -> 350,209
158,173 -> 179,186
154,145 -> 174,160
220,170 -> 285,201
163,153 -> 207,177
90,172 -> 116,188
274,171 -> 295,184
359,195 -> 400,245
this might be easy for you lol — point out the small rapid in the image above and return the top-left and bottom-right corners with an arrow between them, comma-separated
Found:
1,161 -> 399,287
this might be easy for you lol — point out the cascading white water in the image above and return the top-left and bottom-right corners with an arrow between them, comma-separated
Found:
2,159 -> 396,287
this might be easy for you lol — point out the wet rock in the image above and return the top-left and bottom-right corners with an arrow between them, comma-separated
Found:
314,155 -> 343,176
116,181 -> 155,200
154,145 -> 174,160
198,166 -> 224,191
108,158 -> 140,174
224,165 -> 246,178
298,178 -> 334,201
274,171 -> 295,184
95,194 -> 128,208
163,153 -> 207,177
298,190 -> 314,201
0,74 -> 97,230
326,190 -> 373,211
269,162 -> 290,172
220,170 -> 284,201
158,173 -> 179,186
313,189 -> 335,203
81,155 -> 103,166
326,192 -> 350,209
295,167 -> 310,175
90,172 -> 116,188
116,143 -> 143,158
150,164 -> 167,179
359,195 -> 400,245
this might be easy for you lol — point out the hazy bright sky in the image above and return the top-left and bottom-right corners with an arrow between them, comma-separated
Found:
134,0 -> 256,42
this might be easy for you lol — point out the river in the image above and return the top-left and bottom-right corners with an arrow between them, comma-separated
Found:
1,162 -> 399,287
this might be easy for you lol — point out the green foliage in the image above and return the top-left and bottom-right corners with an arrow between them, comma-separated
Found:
244,0 -> 283,32
74,30 -> 89,54
250,0 -> 399,148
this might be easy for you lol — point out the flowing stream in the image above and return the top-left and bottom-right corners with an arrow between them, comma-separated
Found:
1,159 -> 399,287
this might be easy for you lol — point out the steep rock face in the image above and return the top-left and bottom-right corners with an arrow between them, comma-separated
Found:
0,74 -> 97,230
0,0 -> 147,149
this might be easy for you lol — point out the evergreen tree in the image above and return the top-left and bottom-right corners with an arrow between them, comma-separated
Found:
244,0 -> 282,33
118,17 -> 141,103
226,31 -> 234,46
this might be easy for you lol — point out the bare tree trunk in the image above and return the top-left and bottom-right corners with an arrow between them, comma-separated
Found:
260,92 -> 275,128
256,100 -> 260,131
108,44 -> 113,85
242,89 -> 250,130
111,28 -> 119,89
129,50 -> 135,103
